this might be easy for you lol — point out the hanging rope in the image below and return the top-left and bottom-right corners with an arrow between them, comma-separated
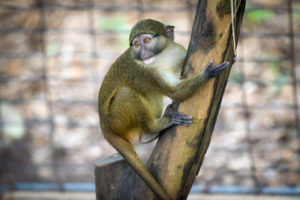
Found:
230,0 -> 237,57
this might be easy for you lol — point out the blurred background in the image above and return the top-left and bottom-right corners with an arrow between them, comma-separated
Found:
0,0 -> 299,199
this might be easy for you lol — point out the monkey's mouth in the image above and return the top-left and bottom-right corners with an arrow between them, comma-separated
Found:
143,56 -> 155,65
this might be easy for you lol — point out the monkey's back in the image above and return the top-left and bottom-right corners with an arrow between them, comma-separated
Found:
99,49 -> 132,115
98,49 -> 162,134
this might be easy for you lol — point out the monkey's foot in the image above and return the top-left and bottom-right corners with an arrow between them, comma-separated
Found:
204,61 -> 229,78
167,111 -> 193,127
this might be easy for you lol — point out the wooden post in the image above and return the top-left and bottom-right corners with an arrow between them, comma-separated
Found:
95,0 -> 246,199
95,154 -> 150,199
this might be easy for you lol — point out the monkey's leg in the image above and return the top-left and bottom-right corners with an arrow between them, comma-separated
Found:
162,104 -> 192,127
105,86 -> 171,199
140,104 -> 192,143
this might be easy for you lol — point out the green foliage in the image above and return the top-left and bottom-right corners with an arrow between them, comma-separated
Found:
245,3 -> 273,25
98,16 -> 130,48
273,73 -> 288,96
295,10 -> 300,19
118,35 -> 130,48
294,3 -> 300,11
268,60 -> 281,73
46,43 -> 60,56
98,16 -> 129,31
245,9 -> 274,24
268,60 -> 288,96
229,70 -> 242,83
0,103 -> 25,144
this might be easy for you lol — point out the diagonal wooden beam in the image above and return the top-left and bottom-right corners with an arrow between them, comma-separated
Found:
95,0 -> 246,199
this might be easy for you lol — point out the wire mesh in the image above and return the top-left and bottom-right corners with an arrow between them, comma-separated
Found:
0,0 -> 299,195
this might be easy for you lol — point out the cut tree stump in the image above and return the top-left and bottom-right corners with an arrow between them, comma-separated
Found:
95,0 -> 246,199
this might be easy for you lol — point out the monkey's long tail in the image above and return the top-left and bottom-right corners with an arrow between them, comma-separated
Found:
102,128 -> 171,200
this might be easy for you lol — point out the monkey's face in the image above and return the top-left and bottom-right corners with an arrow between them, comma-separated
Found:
131,34 -> 167,65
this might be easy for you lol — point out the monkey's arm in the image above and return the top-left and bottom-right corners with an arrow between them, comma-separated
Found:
157,61 -> 229,101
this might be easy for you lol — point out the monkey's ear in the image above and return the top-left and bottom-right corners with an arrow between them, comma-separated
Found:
164,25 -> 175,41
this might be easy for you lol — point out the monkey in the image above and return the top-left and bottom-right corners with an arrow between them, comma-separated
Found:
98,19 -> 229,200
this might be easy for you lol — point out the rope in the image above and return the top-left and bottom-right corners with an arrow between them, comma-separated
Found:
230,0 -> 237,56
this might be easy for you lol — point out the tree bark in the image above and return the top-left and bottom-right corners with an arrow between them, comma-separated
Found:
95,0 -> 246,199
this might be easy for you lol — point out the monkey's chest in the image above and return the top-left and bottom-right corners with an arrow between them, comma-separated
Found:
158,69 -> 180,87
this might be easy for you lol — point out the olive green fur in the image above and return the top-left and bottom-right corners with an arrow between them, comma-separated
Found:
99,20 -> 176,200
129,19 -> 166,45
98,19 -> 221,200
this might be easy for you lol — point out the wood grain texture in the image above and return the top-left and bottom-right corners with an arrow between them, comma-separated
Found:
95,0 -> 246,199
95,154 -> 151,200
148,0 -> 246,199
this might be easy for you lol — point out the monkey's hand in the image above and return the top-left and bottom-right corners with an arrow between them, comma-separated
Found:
163,104 -> 192,127
204,61 -> 229,78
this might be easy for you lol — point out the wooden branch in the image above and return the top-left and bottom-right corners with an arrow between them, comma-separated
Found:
147,0 -> 246,199
95,0 -> 246,199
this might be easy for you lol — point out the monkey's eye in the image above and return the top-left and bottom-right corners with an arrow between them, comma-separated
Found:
134,41 -> 141,47
144,38 -> 151,44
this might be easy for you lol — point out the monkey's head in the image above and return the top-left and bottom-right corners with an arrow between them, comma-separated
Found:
129,19 -> 174,65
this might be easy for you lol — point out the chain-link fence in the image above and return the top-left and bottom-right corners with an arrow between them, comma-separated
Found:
0,0 -> 299,196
